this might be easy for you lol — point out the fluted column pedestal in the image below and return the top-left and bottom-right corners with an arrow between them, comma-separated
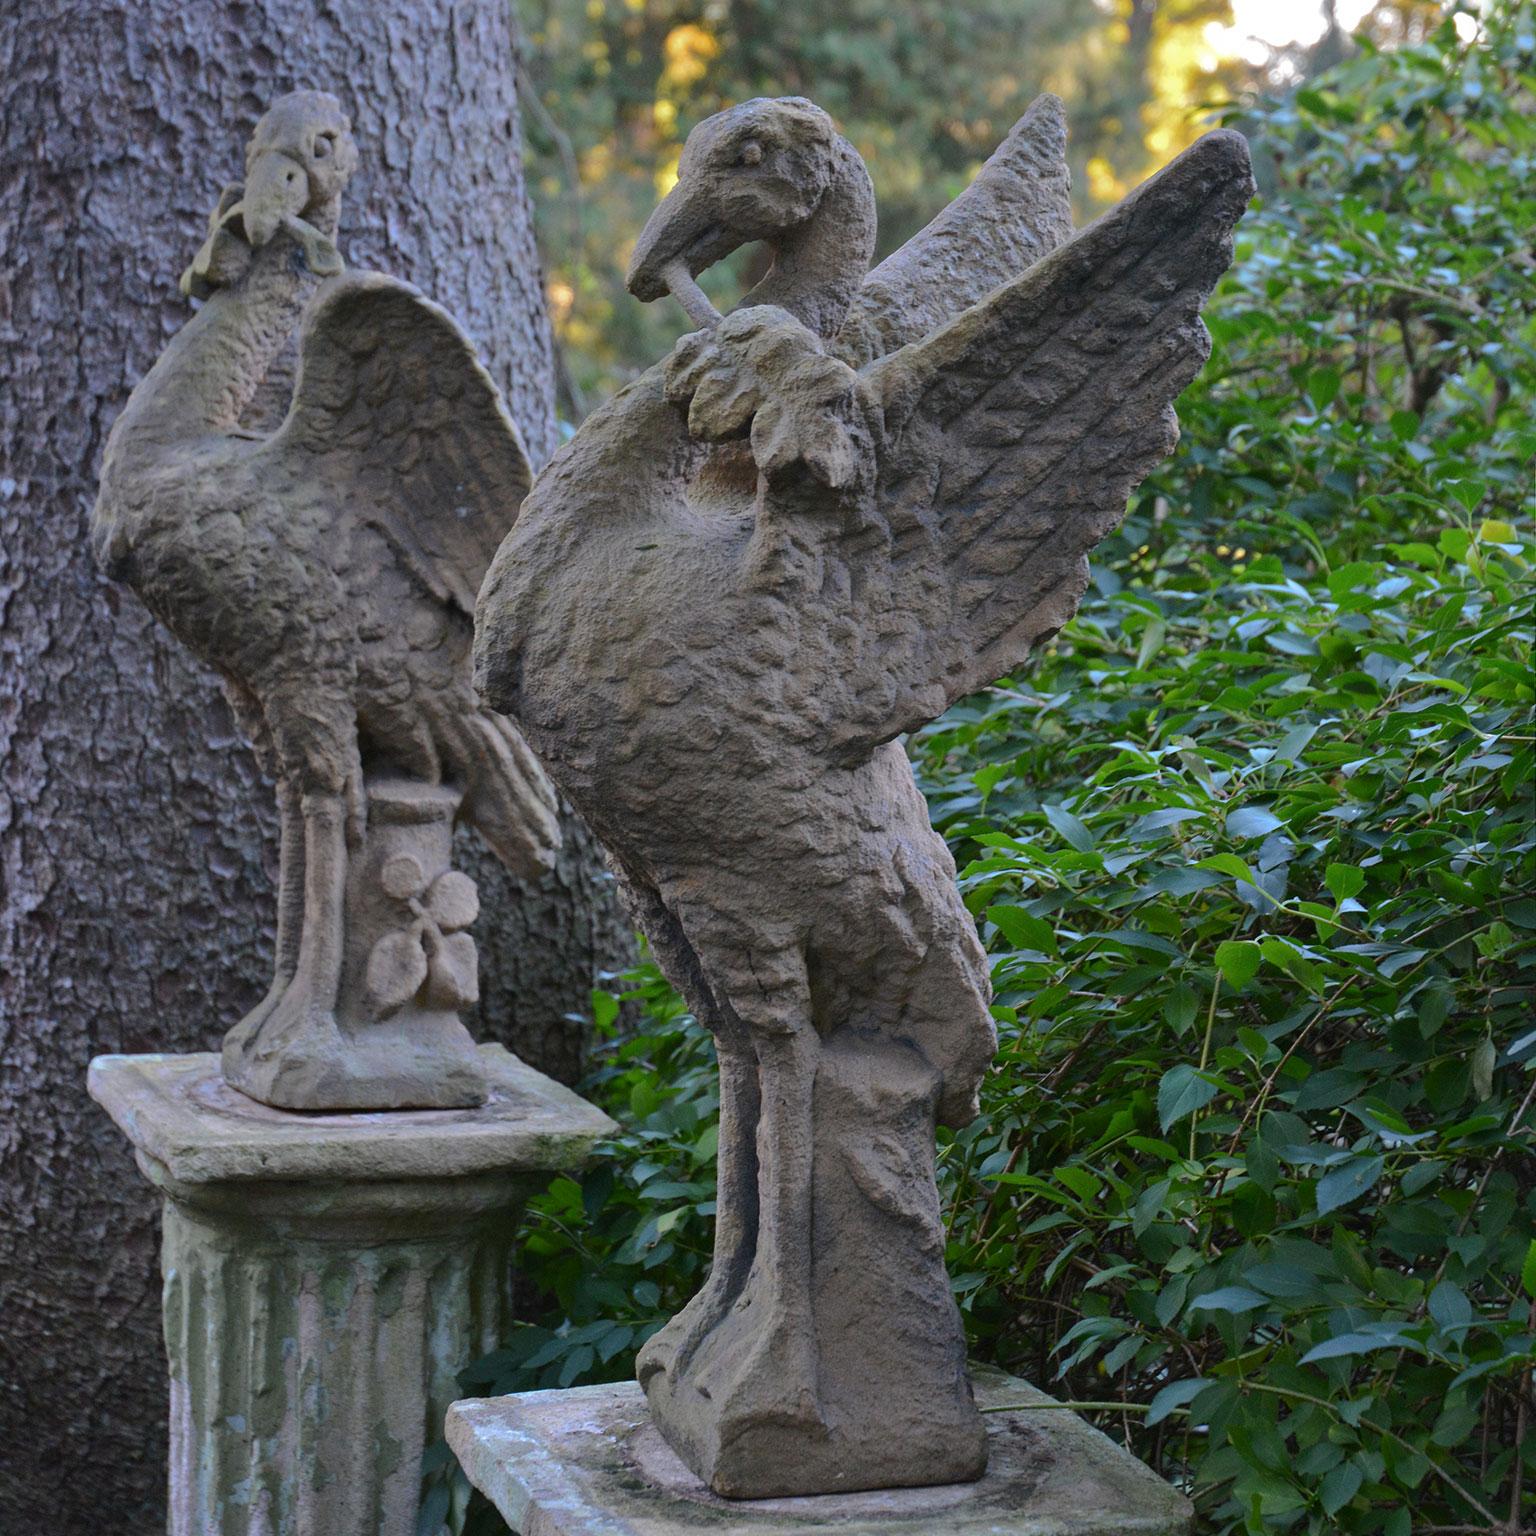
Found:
88,1046 -> 615,1536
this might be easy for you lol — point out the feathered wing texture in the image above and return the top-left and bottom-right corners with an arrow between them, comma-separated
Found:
256,271 -> 558,877
262,271 -> 534,616
835,93 -> 1074,369
415,686 -> 561,878
823,129 -> 1255,758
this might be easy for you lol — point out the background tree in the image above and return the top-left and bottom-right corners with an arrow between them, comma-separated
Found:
0,2 -> 628,1525
516,0 -> 1249,406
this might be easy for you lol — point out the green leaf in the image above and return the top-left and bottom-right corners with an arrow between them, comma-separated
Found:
1163,982 -> 1199,1034
1520,1239 -> 1536,1300
1300,1328 -> 1416,1364
1244,1261 -> 1321,1299
1146,1378 -> 1210,1426
1043,803 -> 1095,852
1325,862 -> 1365,902
1319,1460 -> 1363,1516
1157,1064 -> 1218,1131
1215,940 -> 1262,990
1197,853 -> 1258,884
1187,1285 -> 1268,1314
1294,1067 -> 1364,1112
1471,1034 -> 1496,1101
1227,805 -> 1283,839
987,904 -> 1057,954
1431,1396 -> 1480,1449
1136,615 -> 1167,669
1427,1281 -> 1471,1334
1307,365 -> 1340,408
1315,1155 -> 1384,1217
1055,1165 -> 1103,1203
1272,723 -> 1317,762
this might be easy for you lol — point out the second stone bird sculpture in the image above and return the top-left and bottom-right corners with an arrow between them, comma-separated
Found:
91,91 -> 559,1111
475,93 -> 1253,1498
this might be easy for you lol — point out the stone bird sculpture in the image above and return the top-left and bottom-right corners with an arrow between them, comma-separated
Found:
92,91 -> 558,1111
475,95 -> 1253,1496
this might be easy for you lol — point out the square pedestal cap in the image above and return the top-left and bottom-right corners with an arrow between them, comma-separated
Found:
88,1045 -> 616,1184
445,1366 -> 1195,1536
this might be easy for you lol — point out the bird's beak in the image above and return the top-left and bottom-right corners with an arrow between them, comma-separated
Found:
242,148 -> 311,247
627,178 -> 737,306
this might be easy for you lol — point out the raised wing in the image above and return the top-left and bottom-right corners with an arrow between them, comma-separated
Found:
835,93 -> 1074,370
828,130 -> 1254,756
261,271 -> 533,615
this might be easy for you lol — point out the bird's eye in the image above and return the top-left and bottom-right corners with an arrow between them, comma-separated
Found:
737,141 -> 763,167
313,133 -> 334,160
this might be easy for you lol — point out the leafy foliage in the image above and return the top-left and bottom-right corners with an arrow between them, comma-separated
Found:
429,9 -> 1534,1534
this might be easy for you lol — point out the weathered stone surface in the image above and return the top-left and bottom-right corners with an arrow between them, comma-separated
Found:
87,1045 -> 614,1184
475,93 -> 1252,1499
89,1048 -> 616,1536
446,1366 -> 1195,1535
90,92 -> 559,1111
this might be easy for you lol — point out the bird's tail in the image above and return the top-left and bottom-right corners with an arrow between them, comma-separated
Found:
446,704 -> 562,880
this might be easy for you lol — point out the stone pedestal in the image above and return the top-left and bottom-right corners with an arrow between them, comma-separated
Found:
89,1046 -> 616,1536
445,1366 -> 1194,1536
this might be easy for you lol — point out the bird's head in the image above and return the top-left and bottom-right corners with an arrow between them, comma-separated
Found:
182,90 -> 357,297
626,98 -> 844,312
240,90 -> 358,254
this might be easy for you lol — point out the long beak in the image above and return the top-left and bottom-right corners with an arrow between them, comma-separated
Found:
242,148 -> 310,247
627,179 -> 737,314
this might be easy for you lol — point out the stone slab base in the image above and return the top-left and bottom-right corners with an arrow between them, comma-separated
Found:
446,1366 -> 1194,1536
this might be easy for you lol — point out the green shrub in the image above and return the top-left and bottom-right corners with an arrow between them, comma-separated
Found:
430,9 -> 1534,1534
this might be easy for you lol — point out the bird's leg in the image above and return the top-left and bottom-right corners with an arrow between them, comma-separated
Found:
343,760 -> 368,851
222,784 -> 347,1082
737,1021 -> 824,1427
273,780 -> 306,980
287,788 -> 348,1018
236,777 -> 305,1036
637,1034 -> 761,1389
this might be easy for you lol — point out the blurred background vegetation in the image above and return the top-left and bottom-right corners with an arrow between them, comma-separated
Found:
427,4 -> 1533,1535
517,0 -> 1459,412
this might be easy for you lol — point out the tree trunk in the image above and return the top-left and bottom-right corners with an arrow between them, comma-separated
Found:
0,2 -> 629,1524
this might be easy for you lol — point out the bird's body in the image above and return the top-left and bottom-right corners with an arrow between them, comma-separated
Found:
484,378 -> 993,1119
93,92 -> 555,1109
476,92 -> 1253,1497
99,396 -> 533,858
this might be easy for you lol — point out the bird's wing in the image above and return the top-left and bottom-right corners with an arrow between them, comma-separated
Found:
835,93 -> 1074,370
258,271 -> 533,617
822,130 -> 1254,758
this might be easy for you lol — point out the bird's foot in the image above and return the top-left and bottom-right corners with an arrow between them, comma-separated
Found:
221,979 -> 348,1109
637,1265 -> 739,1391
723,1311 -> 825,1431
224,971 -> 294,1055
642,1267 -> 825,1437
664,307 -> 866,488
225,977 -> 339,1067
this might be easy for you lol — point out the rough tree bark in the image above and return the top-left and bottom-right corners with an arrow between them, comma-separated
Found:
0,2 -> 629,1524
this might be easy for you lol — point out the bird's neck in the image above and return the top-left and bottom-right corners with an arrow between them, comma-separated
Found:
111,206 -> 339,449
745,140 -> 876,340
